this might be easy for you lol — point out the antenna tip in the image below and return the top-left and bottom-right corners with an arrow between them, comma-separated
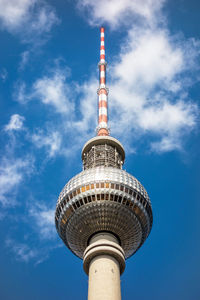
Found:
100,27 -> 105,32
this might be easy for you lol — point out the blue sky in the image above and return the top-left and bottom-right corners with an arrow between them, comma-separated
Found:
0,0 -> 200,299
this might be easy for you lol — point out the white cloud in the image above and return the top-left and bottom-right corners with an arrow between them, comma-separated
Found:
32,69 -> 73,114
150,136 -> 181,153
14,81 -> 28,104
137,101 -> 196,133
0,0 -> 59,42
28,203 -> 56,240
113,29 -> 183,89
28,6 -> 58,34
19,50 -> 30,70
15,67 -> 74,115
5,237 -> 62,265
32,130 -> 62,158
0,68 -> 8,82
0,0 -> 34,29
5,114 -> 25,131
77,0 -> 165,29
5,238 -> 38,262
0,157 -> 33,206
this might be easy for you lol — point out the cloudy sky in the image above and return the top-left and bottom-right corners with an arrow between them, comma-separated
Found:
0,0 -> 200,299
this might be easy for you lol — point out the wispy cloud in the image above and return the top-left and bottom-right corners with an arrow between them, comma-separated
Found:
14,81 -> 28,104
0,156 -> 34,206
5,237 -> 62,265
15,67 -> 74,114
32,69 -> 73,114
32,129 -> 62,158
4,114 -> 25,131
77,0 -> 165,29
19,50 -> 30,70
0,68 -> 8,82
5,238 -> 38,262
0,0 -> 59,43
28,202 -> 56,240
4,199 -> 61,265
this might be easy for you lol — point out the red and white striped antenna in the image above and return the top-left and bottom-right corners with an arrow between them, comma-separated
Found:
97,27 -> 109,136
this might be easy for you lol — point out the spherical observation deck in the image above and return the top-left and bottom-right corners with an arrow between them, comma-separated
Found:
55,136 -> 153,259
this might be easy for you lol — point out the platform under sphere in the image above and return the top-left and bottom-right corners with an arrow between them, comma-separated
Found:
55,166 -> 153,259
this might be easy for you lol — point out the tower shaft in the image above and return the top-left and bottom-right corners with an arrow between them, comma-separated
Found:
83,233 -> 125,300
97,27 -> 109,136
88,256 -> 121,300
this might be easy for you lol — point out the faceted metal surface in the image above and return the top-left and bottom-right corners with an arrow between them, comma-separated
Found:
55,166 -> 153,259
57,167 -> 150,205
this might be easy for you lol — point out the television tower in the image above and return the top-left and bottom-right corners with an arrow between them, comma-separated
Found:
55,27 -> 153,300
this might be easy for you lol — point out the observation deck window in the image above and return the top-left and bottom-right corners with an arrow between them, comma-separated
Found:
101,194 -> 105,200
105,193 -> 109,200
114,195 -> 118,202
122,197 -> 127,204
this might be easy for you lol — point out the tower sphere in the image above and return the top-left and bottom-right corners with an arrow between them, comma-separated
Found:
55,135 -> 153,259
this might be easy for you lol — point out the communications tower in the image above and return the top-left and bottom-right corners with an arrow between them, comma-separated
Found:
55,27 -> 153,300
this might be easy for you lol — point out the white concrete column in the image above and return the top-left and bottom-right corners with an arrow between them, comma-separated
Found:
83,232 -> 125,300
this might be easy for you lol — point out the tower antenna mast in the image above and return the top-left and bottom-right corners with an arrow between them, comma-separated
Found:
97,27 -> 109,136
